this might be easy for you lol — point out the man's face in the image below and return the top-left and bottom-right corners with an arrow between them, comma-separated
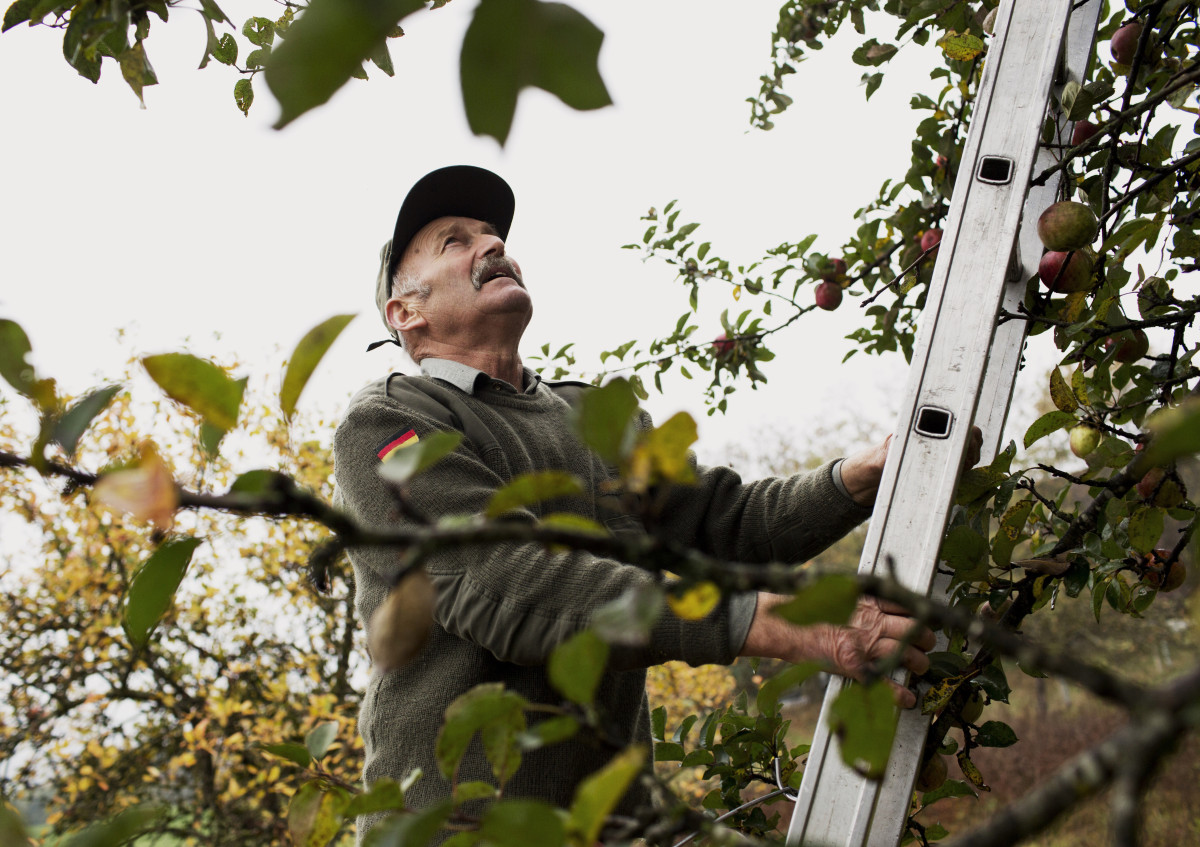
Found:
393,216 -> 532,342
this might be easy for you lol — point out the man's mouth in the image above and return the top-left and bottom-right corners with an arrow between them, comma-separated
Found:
473,257 -> 523,290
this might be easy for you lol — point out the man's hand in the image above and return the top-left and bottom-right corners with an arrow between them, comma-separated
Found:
840,426 -> 985,507
740,593 -> 937,709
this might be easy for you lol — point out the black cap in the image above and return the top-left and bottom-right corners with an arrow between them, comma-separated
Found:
384,165 -> 515,284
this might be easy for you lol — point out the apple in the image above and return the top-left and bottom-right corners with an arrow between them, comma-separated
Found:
1105,328 -> 1150,363
1136,466 -> 1187,508
1111,22 -> 1143,66
915,754 -> 949,793
369,570 -> 435,671
821,257 -> 848,281
1071,120 -> 1099,146
1145,551 -> 1187,593
1069,424 -> 1102,458
960,691 -> 985,725
712,333 -> 736,356
1038,249 -> 1095,293
1037,201 -> 1099,251
921,228 -> 943,254
815,281 -> 843,311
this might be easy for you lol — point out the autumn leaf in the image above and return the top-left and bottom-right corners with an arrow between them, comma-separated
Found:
94,443 -> 178,528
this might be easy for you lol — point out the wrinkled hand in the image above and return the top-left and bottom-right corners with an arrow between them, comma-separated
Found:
741,594 -> 936,709
840,426 -> 984,507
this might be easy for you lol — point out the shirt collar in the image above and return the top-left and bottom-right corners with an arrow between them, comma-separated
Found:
420,358 -> 542,396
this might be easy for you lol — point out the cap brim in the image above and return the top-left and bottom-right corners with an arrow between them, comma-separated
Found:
387,165 -> 515,281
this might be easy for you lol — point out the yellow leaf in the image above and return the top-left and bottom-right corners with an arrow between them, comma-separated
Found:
667,582 -> 720,621
1048,368 -> 1079,413
937,30 -> 986,61
94,443 -> 178,528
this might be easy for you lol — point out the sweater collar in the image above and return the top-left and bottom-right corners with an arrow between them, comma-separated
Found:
420,358 -> 542,396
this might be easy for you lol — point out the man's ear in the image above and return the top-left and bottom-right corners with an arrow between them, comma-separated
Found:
386,298 -> 428,334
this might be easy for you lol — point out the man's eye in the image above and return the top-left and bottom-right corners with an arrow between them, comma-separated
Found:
443,236 -> 459,248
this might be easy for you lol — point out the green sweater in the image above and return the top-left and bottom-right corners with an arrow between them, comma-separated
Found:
332,365 -> 871,840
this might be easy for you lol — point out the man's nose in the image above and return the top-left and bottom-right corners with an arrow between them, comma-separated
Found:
476,233 -> 505,258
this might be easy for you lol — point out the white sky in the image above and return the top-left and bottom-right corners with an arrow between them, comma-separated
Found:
1,1 -> 1007,466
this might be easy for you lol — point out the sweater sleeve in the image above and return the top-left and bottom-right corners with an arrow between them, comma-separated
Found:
334,393 -> 752,672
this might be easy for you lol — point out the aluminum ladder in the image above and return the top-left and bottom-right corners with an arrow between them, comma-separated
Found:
786,1 -> 1104,844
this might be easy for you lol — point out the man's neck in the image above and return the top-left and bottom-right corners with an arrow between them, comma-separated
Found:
419,344 -> 524,389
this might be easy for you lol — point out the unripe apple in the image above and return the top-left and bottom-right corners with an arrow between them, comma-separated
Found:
369,569 -> 435,671
915,754 -> 949,793
921,228 -> 943,254
1037,201 -> 1099,251
1105,328 -> 1149,363
814,281 -> 843,311
712,333 -> 736,356
1071,120 -> 1099,146
1038,249 -> 1095,293
1069,424 -> 1102,458
960,690 -> 985,725
1111,22 -> 1142,66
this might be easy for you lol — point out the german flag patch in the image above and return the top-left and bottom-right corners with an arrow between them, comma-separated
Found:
377,428 -> 419,461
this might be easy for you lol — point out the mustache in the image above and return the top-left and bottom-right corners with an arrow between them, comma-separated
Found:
471,255 -> 523,290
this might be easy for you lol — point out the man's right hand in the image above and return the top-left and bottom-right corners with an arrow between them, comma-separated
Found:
739,592 -> 936,709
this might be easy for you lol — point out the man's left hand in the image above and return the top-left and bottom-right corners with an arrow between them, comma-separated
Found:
840,425 -> 984,507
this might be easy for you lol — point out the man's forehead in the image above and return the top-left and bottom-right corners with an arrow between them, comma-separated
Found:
416,216 -> 499,243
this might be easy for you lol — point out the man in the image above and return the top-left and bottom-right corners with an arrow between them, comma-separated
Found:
334,165 -> 941,840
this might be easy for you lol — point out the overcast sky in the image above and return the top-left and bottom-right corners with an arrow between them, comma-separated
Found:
1,1 -> 981,465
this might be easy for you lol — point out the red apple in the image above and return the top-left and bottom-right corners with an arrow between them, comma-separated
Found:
712,333 -> 736,356
1038,202 -> 1099,251
920,228 -> 943,254
1105,329 -> 1149,363
1038,250 -> 1095,293
1145,550 -> 1187,592
1111,22 -> 1142,66
1072,120 -> 1099,146
814,281 -> 843,311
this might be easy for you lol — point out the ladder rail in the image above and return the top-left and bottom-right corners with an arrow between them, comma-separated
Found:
785,1 -> 1103,843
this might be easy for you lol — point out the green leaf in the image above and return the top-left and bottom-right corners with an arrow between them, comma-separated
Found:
378,430 -> 463,484
281,314 -> 355,420
142,353 -> 245,431
830,680 -> 897,779
772,574 -> 859,626
242,16 -> 275,46
436,684 -> 527,784
123,537 -> 204,648
0,318 -> 56,408
590,583 -> 663,646
920,777 -> 977,805
480,800 -> 564,847
486,470 -> 583,518
53,384 -> 121,457
571,377 -> 638,465
362,799 -> 451,847
369,37 -> 395,76
3,0 -> 37,31
212,32 -> 237,64
975,720 -> 1018,748
234,78 -> 254,115
461,0 -> 611,145
756,662 -> 822,717
1127,507 -> 1166,555
1023,410 -> 1076,449
939,525 -> 989,576
288,781 -> 349,847
230,468 -> 292,495
548,629 -> 608,706
568,745 -> 645,845
654,741 -> 684,762
454,780 -> 498,802
265,0 -> 425,128
1049,368 -> 1078,413
343,778 -> 405,818
60,807 -> 163,847
518,715 -> 579,750
259,741 -> 313,768
1142,397 -> 1200,467
306,721 -> 339,759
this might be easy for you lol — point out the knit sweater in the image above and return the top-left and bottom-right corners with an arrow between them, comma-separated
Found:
332,368 -> 872,839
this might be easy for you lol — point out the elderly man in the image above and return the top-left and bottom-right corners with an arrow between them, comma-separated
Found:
334,165 -> 938,839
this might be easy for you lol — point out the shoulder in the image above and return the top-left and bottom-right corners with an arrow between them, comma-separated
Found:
541,378 -> 594,409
